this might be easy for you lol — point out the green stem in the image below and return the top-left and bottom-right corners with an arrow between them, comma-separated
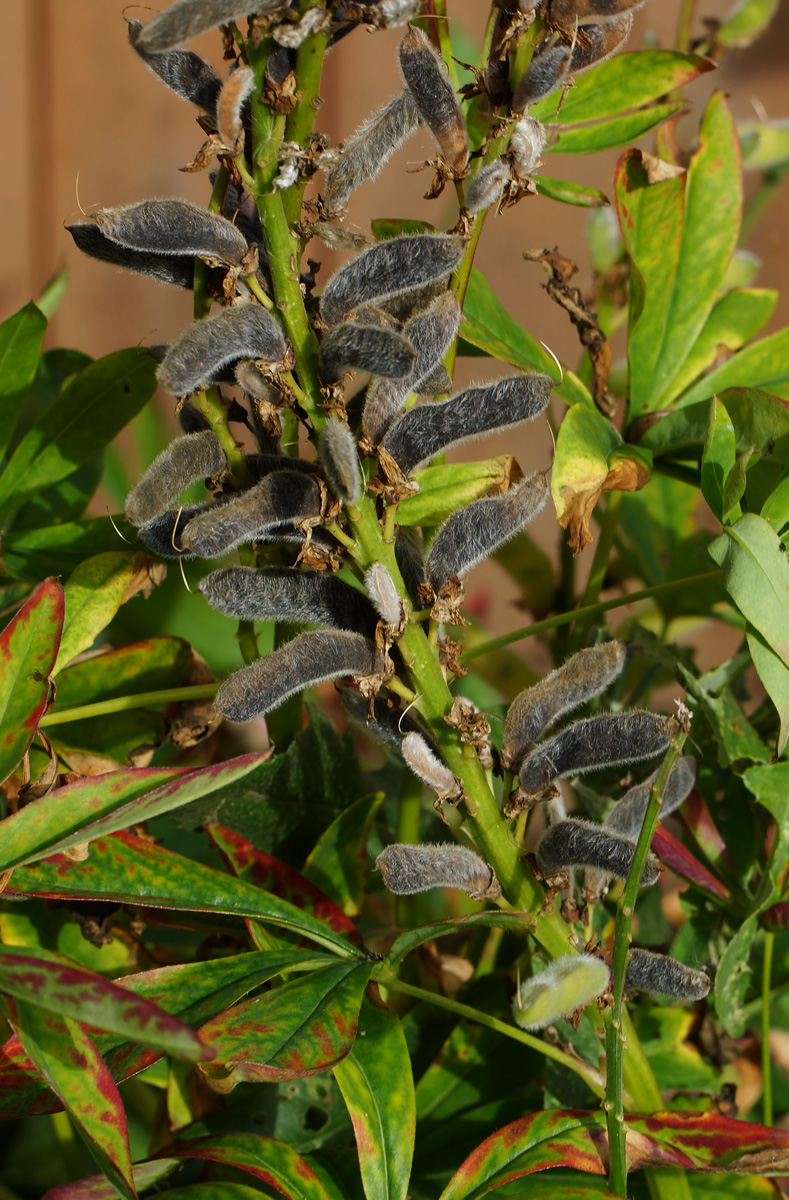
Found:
675,0 -> 696,53
762,930 -> 774,1126
282,0 -> 330,227
41,684 -> 219,728
396,769 -> 425,928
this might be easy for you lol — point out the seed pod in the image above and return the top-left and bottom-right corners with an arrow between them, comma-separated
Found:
485,9 -> 514,107
325,91 -> 421,214
320,419 -> 362,505
376,842 -> 498,900
518,711 -> 671,800
94,199 -> 249,266
512,954 -> 611,1031
217,63 -> 254,150
125,431 -> 227,527
513,41 -> 571,111
536,818 -> 660,887
362,291 -> 462,445
381,373 -> 552,477
135,0 -> 288,53
463,161 -> 509,216
199,567 -> 378,635
394,526 -> 426,606
605,756 -> 697,840
510,117 -> 547,179
178,402 -> 213,435
341,690 -> 432,754
401,733 -> 460,801
319,323 -> 416,382
180,471 -> 322,558
320,234 -> 465,327
67,222 -> 198,289
215,630 -> 379,722
218,175 -> 264,251
127,19 -> 221,112
565,13 -> 634,72
398,27 -> 468,173
157,304 -> 287,396
245,453 -> 324,483
501,641 -> 626,772
364,563 -> 403,626
546,0 -> 648,25
624,949 -> 711,1001
417,362 -> 453,395
138,500 -> 227,559
426,473 -> 549,593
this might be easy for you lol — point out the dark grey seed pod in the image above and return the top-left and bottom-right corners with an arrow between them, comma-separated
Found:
157,304 -> 287,396
362,291 -> 462,445
218,176 -> 264,251
215,630 -> 379,722
217,63 -> 254,149
376,843 -> 498,899
325,91 -> 421,214
546,0 -> 647,25
135,0 -> 288,52
567,14 -> 633,73
381,373 -> 552,477
417,362 -> 453,396
199,567 -> 378,635
402,733 -> 458,799
341,689 -> 431,754
66,222 -> 197,289
127,19 -> 221,112
513,41 -> 571,111
463,161 -> 509,216
518,711 -> 671,799
364,563 -> 403,626
398,27 -> 468,173
394,526 -> 426,607
235,360 -> 276,404
605,756 -> 697,840
319,323 -> 416,382
94,199 -> 249,266
125,431 -> 228,526
320,419 -> 362,505
180,471 -> 322,558
178,402 -> 213,435
501,641 -> 627,772
426,473 -> 549,593
536,818 -> 660,887
138,500 -> 227,559
485,9 -> 513,107
624,949 -> 711,1001
320,234 -> 465,327
510,117 -> 547,179
244,453 -> 324,483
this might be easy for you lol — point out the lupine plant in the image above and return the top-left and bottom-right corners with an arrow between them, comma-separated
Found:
1,0 -> 789,1197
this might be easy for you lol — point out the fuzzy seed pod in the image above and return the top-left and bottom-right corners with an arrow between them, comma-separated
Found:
94,199 -> 249,266
510,117 -> 547,179
426,473 -> 549,593
381,373 -> 552,477
341,690 -> 432,754
218,176 -> 264,251
138,500 -> 226,559
244,454 -> 324,483
199,567 -> 378,635
215,630 -> 379,722
127,19 -> 221,112
157,304 -> 287,396
485,10 -> 514,107
320,234 -> 465,327
546,0 -> 647,25
364,563 -> 403,626
518,711 -> 671,799
513,42 -> 571,110
376,842 -> 499,900
320,419 -> 362,505
398,27 -> 468,173
178,402 -> 213,435
180,471 -> 322,558
512,954 -> 610,1031
325,91 -> 421,214
501,641 -> 627,772
362,291 -> 462,445
67,222 -> 198,289
564,13 -> 634,72
217,63 -> 254,149
125,431 -> 227,527
624,949 -> 710,1001
135,0 -> 288,52
319,323 -> 416,382
463,161 -> 509,216
417,362 -> 453,395
605,756 -> 697,840
536,818 -> 660,887
401,733 -> 460,800
394,526 -> 426,607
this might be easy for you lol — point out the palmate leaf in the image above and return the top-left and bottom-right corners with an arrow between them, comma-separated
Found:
0,516 -> 136,582
709,512 -> 789,667
53,636 -> 193,708
54,552 -> 147,672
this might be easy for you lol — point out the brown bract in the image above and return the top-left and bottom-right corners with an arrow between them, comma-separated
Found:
557,453 -> 651,555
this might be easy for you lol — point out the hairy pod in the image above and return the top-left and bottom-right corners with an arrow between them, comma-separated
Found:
485,9 -> 514,106
325,91 -> 421,213
401,732 -> 459,800
394,526 -> 426,606
625,949 -> 711,1000
320,419 -> 362,505
319,323 -> 416,382
417,362 -> 453,395
606,756 -> 697,840
381,373 -> 552,477
564,13 -> 634,72
199,567 -> 378,635
125,431 -> 227,526
426,473 -> 549,593
138,500 -> 227,559
362,291 -> 462,444
178,402 -> 213,435
341,690 -> 432,754
512,954 -> 610,1031
398,27 -> 468,173
218,176 -> 265,251
127,19 -> 221,112
501,641 -> 626,772
376,842 -> 499,899
320,234 -> 465,327
536,818 -> 660,887
94,199 -> 249,266
513,41 -> 571,110
180,471 -> 323,558
135,0 -> 288,52
463,161 -> 509,215
518,711 -> 671,799
510,117 -> 547,178
217,63 -> 254,150
546,0 -> 648,25
245,454 -> 324,483
364,563 -> 403,626
157,304 -> 287,395
215,630 -> 379,721
67,221 -> 198,289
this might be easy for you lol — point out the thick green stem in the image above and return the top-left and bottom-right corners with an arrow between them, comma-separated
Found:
282,0 -> 329,227
41,684 -> 219,728
762,930 -> 774,1126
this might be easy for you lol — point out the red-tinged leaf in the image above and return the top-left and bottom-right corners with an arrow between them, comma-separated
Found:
762,902 -> 789,928
388,912 -> 536,966
0,1031 -> 62,1118
141,1187 -> 264,1199
651,826 -> 732,902
0,945 -> 212,1061
680,791 -> 733,871
6,831 -> 363,958
0,577 -> 64,784
9,999 -> 137,1200
197,960 -> 373,1092
303,792 -> 384,917
207,823 -> 362,947
156,1133 -> 344,1200
43,1160 -> 180,1200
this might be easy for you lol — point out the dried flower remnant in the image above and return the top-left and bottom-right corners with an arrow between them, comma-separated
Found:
94,199 -> 249,267
536,818 -> 660,886
364,563 -> 403,626
463,161 -> 509,216
127,19 -> 221,112
66,222 -> 200,289
376,842 -> 500,900
319,323 -> 416,382
510,117 -> 547,179
217,64 -> 255,150
199,567 -> 378,635
135,0 -> 288,53
157,304 -> 287,396
180,471 -> 323,557
500,641 -> 626,772
320,419 -> 362,505
125,431 -> 227,527
624,948 -> 711,1001
325,91 -> 421,213
398,26 -> 468,173
215,630 -> 379,721
402,732 -> 461,802
512,954 -> 611,1031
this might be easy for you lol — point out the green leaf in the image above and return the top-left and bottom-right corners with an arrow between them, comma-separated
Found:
722,445 -> 753,524
371,218 -> 435,240
461,270 -> 565,386
12,454 -> 105,531
334,996 -> 415,1200
34,267 -> 70,321
638,388 -> 789,465
709,513 -> 789,665
714,916 -> 758,1038
665,288 -> 777,406
0,577 -> 64,785
674,327 -> 789,408
760,464 -> 789,534
40,1160 -> 180,1200
152,1187 -> 265,1199
303,793 -> 383,916
50,708 -> 169,771
55,552 -> 142,672
718,0 -> 780,47
700,396 -> 737,521
7,348 -> 93,462
0,301 -> 47,463
533,177 -> 609,207
54,637 -> 193,708
549,102 -> 684,155
0,348 -> 157,513
163,1133 -> 345,1200
197,960 -> 373,1092
738,119 -> 789,170
0,517 -> 130,582
388,912 -> 536,966
397,459 -> 521,528
678,657 -> 771,767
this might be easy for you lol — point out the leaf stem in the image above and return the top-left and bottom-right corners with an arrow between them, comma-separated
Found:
40,684 -> 219,727
762,929 -> 774,1126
